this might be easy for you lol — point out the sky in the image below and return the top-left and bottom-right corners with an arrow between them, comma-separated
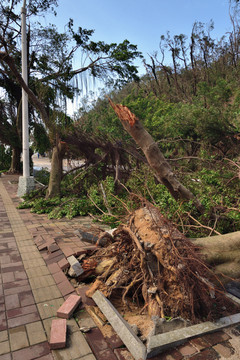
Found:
40,0 -> 234,74
37,0 -> 235,112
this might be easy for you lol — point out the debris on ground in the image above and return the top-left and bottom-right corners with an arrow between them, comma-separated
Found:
69,203 -> 240,326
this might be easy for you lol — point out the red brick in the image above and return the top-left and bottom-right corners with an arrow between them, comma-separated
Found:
57,294 -> 82,319
2,272 -> 15,283
52,271 -> 68,284
14,271 -> 27,281
48,243 -> 59,253
97,348 -> 118,360
7,304 -> 37,319
3,279 -> 29,290
85,327 -> 109,354
4,284 -> 31,296
12,341 -> 50,360
202,331 -> 230,346
8,311 -> 40,328
190,337 -> 211,351
150,348 -> 183,360
45,254 -> 65,265
178,342 -> 198,356
57,258 -> 69,270
114,348 -> 135,360
19,291 -> 35,307
189,347 -> 219,359
213,342 -> 235,358
47,263 -> 61,274
105,333 -> 124,349
0,353 -> 11,360
76,286 -> 96,306
38,243 -> 48,251
5,294 -> 20,310
57,280 -> 75,297
0,311 -> 7,330
49,318 -> 67,349
61,246 -> 75,257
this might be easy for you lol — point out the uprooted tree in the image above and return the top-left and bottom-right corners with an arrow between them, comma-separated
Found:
85,203 -> 239,323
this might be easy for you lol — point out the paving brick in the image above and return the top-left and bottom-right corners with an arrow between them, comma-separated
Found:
32,285 -> 62,303
96,348 -> 118,360
0,312 -> 7,331
85,328 -> 109,354
36,355 -> 54,360
52,271 -> 68,284
47,263 -> 61,274
76,286 -> 96,306
178,342 -> 198,356
12,341 -> 51,360
0,304 -> 5,312
114,348 -> 135,360
7,312 -> 40,328
57,280 -> 75,297
213,342 -> 235,358
0,353 -> 11,360
37,298 -> 64,320
29,275 -> 55,290
58,258 -> 69,270
52,330 -> 92,359
3,279 -> 29,290
1,265 -> 24,273
26,266 -> 50,278
9,325 -> 29,351
105,333 -> 124,349
7,304 -> 38,319
0,341 -> 10,355
75,308 -> 97,329
19,291 -> 35,307
4,284 -> 31,296
62,246 -> 75,257
190,336 -> 211,351
48,243 -> 59,253
57,294 -> 82,319
5,294 -> 20,310
14,271 -> 27,281
202,331 -> 231,346
0,330 -> 8,342
45,254 -> 65,265
26,321 -> 47,345
2,272 -> 15,284
49,318 -> 67,349
188,347 -> 219,359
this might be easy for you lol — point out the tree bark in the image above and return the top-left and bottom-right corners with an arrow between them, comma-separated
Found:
108,99 -> 204,212
46,140 -> 67,198
193,232 -> 240,280
9,147 -> 22,173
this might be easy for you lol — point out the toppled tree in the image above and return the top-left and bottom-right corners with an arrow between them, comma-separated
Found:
86,203 -> 239,323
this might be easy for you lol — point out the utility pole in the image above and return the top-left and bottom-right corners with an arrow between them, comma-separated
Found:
18,0 -> 35,197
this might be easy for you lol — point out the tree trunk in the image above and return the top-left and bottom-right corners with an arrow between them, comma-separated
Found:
46,140 -> 67,198
108,99 -> 204,212
193,232 -> 240,280
9,147 -> 21,173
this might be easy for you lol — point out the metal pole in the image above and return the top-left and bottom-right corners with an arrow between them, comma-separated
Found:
21,0 -> 29,177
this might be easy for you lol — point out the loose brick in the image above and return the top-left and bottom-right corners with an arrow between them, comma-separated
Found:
76,286 -> 96,307
49,318 -> 67,349
190,337 -> 211,351
57,294 -> 82,319
48,243 -> 59,253
105,333 -> 124,349
57,258 -> 69,270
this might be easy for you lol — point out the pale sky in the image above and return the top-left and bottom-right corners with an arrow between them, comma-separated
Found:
37,0 -> 234,112
40,0 -> 233,73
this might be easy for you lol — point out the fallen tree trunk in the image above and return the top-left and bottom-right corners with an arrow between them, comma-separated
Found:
108,98 -> 204,213
193,231 -> 240,280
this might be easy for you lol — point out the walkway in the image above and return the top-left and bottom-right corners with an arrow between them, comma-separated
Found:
1,173 -> 240,360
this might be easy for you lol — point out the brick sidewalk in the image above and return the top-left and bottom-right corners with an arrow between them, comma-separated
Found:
1,174 -> 240,360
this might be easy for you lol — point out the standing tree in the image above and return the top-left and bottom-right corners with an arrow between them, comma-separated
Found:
0,0 -> 142,197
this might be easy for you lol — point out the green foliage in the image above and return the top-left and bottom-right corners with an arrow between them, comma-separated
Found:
0,145 -> 11,171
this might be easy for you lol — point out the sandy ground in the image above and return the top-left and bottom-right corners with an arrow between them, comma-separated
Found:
32,153 -> 83,172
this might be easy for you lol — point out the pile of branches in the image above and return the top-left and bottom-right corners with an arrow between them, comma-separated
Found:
87,203 -> 237,323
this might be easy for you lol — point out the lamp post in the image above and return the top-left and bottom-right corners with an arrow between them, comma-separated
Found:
18,0 -> 35,196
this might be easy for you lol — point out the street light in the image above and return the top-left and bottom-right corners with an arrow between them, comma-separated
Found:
17,0 -> 35,196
